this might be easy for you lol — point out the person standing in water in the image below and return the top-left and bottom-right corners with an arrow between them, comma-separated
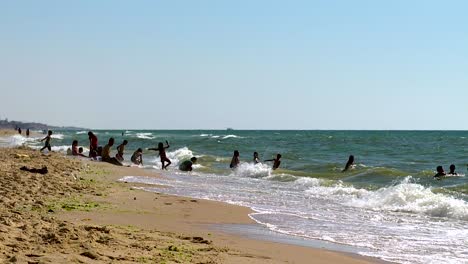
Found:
26,129 -> 30,137
88,131 -> 98,158
448,164 -> 458,176
149,141 -> 171,170
115,140 -> 128,161
230,150 -> 240,169
253,152 -> 260,164
40,130 -> 53,152
342,155 -> 355,172
265,154 -> 282,170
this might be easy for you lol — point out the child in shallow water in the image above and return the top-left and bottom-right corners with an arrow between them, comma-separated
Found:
433,165 -> 446,179
131,148 -> 143,166
265,154 -> 282,170
149,141 -> 171,170
40,130 -> 53,152
116,140 -> 128,161
342,155 -> 355,172
230,150 -> 240,169
448,164 -> 458,176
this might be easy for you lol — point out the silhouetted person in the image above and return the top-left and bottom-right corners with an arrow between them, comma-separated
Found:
434,165 -> 446,179
448,164 -> 458,176
18,128 -> 22,135
26,129 -> 30,137
230,150 -> 240,169
149,141 -> 171,170
253,152 -> 260,164
342,155 -> 355,172
116,140 -> 128,161
179,157 -> 198,171
40,130 -> 53,152
265,154 -> 282,170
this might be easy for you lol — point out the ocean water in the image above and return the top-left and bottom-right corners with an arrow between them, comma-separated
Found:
5,130 -> 468,264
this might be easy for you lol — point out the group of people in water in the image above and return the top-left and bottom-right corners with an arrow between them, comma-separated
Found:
34,129 -> 460,178
68,131 -> 198,172
433,164 -> 459,179
39,130 -> 283,172
229,150 -> 282,170
15,127 -> 30,137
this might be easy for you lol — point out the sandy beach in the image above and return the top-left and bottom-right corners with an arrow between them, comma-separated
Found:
0,144 -> 379,263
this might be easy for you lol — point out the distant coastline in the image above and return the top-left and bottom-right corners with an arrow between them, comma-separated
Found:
0,118 -> 86,131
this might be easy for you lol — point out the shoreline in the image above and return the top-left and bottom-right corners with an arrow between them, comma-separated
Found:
0,134 -> 382,263
61,160 -> 382,263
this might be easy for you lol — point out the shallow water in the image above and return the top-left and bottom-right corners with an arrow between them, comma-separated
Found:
5,130 -> 468,263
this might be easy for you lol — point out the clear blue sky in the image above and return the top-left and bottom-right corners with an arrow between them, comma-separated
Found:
1,0 -> 467,129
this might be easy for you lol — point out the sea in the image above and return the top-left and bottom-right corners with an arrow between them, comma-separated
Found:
3,130 -> 468,264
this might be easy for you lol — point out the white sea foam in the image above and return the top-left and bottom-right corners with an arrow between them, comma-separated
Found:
348,176 -> 468,220
136,132 -> 155,139
120,171 -> 468,264
2,135 -> 41,147
294,177 -> 323,188
76,131 -> 87,134
222,134 -> 241,139
151,147 -> 194,169
305,181 -> 369,199
51,133 -> 64,139
231,162 -> 271,178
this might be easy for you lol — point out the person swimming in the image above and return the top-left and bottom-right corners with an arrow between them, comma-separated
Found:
448,164 -> 458,176
149,141 -> 171,170
265,154 -> 282,170
434,165 -> 446,179
342,155 -> 355,172
230,150 -> 240,169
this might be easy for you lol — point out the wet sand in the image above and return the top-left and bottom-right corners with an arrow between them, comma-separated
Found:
0,145 -> 380,263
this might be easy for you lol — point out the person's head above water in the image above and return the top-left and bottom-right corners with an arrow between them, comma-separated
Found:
436,166 -> 444,173
190,157 -> 197,163
449,164 -> 456,173
108,137 -> 115,146
254,152 -> 258,158
234,150 -> 239,157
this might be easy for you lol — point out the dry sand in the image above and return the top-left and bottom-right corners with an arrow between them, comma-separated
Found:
0,145 -> 380,263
